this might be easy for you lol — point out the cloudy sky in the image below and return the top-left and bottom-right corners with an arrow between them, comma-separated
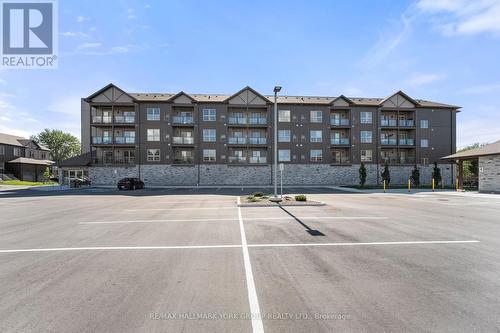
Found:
1,0 -> 500,148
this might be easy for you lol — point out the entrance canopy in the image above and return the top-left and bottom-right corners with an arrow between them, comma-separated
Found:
442,140 -> 500,161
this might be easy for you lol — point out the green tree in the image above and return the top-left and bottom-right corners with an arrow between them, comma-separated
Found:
457,143 -> 483,179
411,165 -> 420,187
432,162 -> 442,186
359,162 -> 367,187
31,129 -> 80,164
381,162 -> 390,185
43,167 -> 51,183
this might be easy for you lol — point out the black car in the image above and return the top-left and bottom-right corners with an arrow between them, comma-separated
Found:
117,178 -> 145,190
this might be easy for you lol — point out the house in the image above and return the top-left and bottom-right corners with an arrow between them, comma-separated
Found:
0,133 -> 54,182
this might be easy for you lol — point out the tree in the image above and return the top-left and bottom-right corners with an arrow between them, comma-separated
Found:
432,162 -> 442,186
43,167 -> 51,183
411,165 -> 420,187
359,162 -> 367,187
32,129 -> 80,164
381,162 -> 390,185
457,143 -> 483,179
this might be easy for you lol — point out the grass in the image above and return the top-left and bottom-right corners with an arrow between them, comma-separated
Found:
0,180 -> 57,186
294,194 -> 307,201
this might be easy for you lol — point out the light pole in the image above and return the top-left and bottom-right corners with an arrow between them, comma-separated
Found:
271,85 -> 282,202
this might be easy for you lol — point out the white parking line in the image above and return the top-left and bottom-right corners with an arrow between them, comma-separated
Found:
0,240 -> 480,254
237,196 -> 265,333
124,207 -> 237,211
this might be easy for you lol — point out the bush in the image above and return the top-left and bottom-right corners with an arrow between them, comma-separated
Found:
432,162 -> 442,186
249,197 -> 258,202
411,165 -> 420,187
252,192 -> 264,197
381,162 -> 390,185
295,194 -> 307,201
246,195 -> 254,200
359,162 -> 367,187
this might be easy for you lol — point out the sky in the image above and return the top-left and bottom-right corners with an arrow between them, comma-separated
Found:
1,0 -> 500,148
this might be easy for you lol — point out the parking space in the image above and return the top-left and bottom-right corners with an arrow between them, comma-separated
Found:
1,188 -> 500,332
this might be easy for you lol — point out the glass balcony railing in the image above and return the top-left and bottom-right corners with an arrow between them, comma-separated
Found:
248,137 -> 267,144
228,156 -> 247,163
331,156 -> 350,164
92,137 -> 113,144
172,137 -> 194,144
228,117 -> 247,125
228,137 -> 247,144
249,157 -> 267,164
92,115 -> 113,124
381,119 -> 397,127
330,138 -> 349,145
173,157 -> 194,164
330,118 -> 350,126
114,115 -> 136,123
92,157 -> 135,165
399,120 -> 415,127
399,139 -> 415,146
381,138 -> 397,145
248,117 -> 267,125
172,116 -> 194,124
114,137 -> 135,144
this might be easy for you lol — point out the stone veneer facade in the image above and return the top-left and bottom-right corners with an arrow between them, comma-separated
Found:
88,164 -> 453,187
479,155 -> 500,193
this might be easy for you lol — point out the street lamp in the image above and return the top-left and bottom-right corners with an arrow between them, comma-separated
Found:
271,85 -> 282,202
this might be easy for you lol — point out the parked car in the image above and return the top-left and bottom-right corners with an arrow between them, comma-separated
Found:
73,176 -> 91,188
117,178 -> 145,190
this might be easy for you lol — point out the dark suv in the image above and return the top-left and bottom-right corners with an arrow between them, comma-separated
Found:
117,178 -> 145,190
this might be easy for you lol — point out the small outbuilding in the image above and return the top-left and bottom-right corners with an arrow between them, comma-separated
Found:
442,140 -> 500,194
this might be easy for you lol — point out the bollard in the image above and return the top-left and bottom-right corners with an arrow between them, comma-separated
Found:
383,180 -> 386,193
456,177 -> 459,191
432,178 -> 435,192
408,178 -> 411,192
442,180 -> 445,189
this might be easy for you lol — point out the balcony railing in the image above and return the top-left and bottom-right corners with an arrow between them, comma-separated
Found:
330,138 -> 349,145
92,157 -> 135,165
114,115 -> 136,123
399,120 -> 415,127
228,137 -> 247,144
248,117 -> 267,125
400,157 -> 416,164
381,119 -> 397,127
228,156 -> 247,164
248,137 -> 267,144
399,139 -> 415,146
381,138 -> 397,145
172,116 -> 194,124
92,115 -> 113,124
331,156 -> 350,164
331,118 -> 350,126
249,157 -> 267,164
173,157 -> 194,164
92,137 -> 113,144
114,136 -> 136,144
228,117 -> 247,125
172,137 -> 194,144
380,158 -> 398,165
381,157 -> 416,165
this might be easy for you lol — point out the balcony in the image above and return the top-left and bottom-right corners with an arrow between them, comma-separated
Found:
399,119 -> 415,127
114,136 -> 135,144
331,156 -> 350,165
248,137 -> 267,144
381,119 -> 397,127
92,115 -> 113,124
228,156 -> 247,164
400,157 -> 416,164
330,138 -> 349,145
381,138 -> 397,145
92,137 -> 113,144
172,137 -> 194,144
228,137 -> 247,144
173,157 -> 194,164
249,156 -> 267,164
92,157 -> 135,165
172,116 -> 194,124
380,158 -> 398,165
228,117 -> 247,125
331,118 -> 350,126
399,139 -> 415,146
248,117 -> 267,125
114,115 -> 136,124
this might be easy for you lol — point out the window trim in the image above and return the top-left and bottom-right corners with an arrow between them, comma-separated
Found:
360,111 -> 373,124
202,129 -> 217,142
310,149 -> 323,162
278,110 -> 291,122
360,149 -> 373,162
421,139 -> 429,148
202,149 -> 216,162
310,130 -> 323,143
278,149 -> 291,162
202,108 -> 217,121
310,110 -> 323,123
420,119 -> 429,129
278,129 -> 291,142
147,129 -> 160,142
146,107 -> 161,121
360,130 -> 373,143
147,149 -> 160,162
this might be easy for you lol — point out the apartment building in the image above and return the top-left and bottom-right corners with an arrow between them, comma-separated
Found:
64,83 -> 459,186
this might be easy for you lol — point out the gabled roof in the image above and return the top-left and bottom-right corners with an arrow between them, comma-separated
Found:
330,95 -> 354,106
379,90 -> 420,107
224,86 -> 271,104
442,140 -> 500,160
167,91 -> 197,103
0,133 -> 50,150
58,152 -> 93,167
85,83 -> 136,103
7,157 -> 54,165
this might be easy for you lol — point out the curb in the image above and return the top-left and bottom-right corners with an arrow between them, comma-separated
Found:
238,201 -> 326,207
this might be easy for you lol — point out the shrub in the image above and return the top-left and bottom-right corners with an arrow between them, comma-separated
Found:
253,192 -> 264,197
246,195 -> 254,200
432,162 -> 442,186
249,197 -> 258,202
43,167 -> 51,183
359,162 -> 367,187
381,162 -> 390,185
411,165 -> 420,187
295,194 -> 307,201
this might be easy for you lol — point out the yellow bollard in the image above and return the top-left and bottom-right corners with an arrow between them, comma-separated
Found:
456,177 -> 459,191
408,178 -> 411,192
442,180 -> 445,189
383,180 -> 386,193
432,178 -> 435,192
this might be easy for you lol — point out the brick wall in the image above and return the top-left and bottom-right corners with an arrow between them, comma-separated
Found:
479,155 -> 500,193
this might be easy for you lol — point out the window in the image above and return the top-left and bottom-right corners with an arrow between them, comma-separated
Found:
0,145 -> 4,155
421,157 -> 429,165
203,108 -> 216,121
278,130 -> 291,142
147,149 -> 160,162
310,130 -> 322,143
278,110 -> 290,122
146,107 -> 160,121
421,139 -> 429,148
360,131 -> 372,143
310,110 -> 323,123
360,111 -> 372,124
203,149 -> 216,162
278,149 -> 291,162
420,119 -> 429,129
203,129 -> 216,142
310,149 -> 323,162
147,129 -> 160,141
361,149 -> 372,162
13,147 -> 21,156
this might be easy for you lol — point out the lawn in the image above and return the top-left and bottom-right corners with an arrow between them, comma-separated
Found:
0,180 -> 58,186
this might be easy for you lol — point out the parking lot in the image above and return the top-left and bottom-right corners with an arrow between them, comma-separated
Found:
1,187 -> 500,332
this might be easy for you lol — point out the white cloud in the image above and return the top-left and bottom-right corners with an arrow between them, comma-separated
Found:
47,95 -> 81,116
77,42 -> 101,49
76,16 -> 89,23
405,73 -> 445,86
127,8 -> 136,20
462,83 -> 500,94
0,78 -> 6,85
145,4 -> 151,9
417,0 -> 500,36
